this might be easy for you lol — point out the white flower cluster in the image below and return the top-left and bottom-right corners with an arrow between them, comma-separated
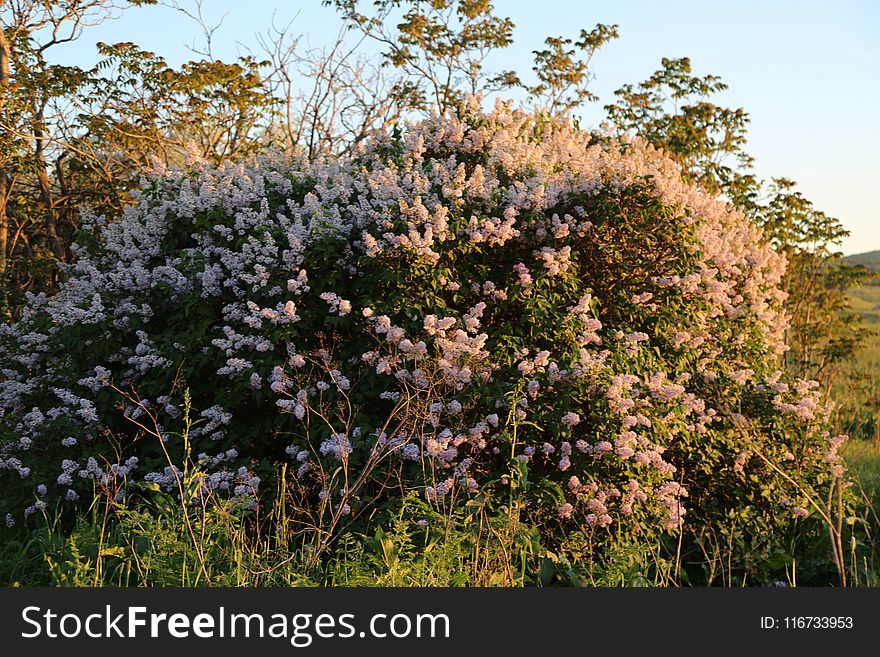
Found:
0,97 -> 832,544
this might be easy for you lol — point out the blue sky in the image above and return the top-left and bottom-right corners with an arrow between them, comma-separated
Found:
52,0 -> 880,255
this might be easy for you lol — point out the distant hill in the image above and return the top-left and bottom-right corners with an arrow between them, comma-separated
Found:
844,250 -> 880,272
844,250 -> 880,327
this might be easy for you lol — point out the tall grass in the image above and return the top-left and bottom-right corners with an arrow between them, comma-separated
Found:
836,284 -> 880,441
840,439 -> 880,586
0,492 -> 567,587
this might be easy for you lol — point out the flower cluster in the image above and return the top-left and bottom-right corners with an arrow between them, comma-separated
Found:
0,99 -> 845,570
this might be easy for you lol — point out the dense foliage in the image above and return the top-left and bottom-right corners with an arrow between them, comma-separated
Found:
0,100 -> 856,583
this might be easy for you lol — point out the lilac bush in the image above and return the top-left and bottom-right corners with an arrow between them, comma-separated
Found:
0,99 -> 850,579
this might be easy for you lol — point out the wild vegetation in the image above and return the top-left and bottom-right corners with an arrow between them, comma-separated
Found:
0,0 -> 876,587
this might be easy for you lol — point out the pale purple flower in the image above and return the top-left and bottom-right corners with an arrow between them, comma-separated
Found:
561,412 -> 580,428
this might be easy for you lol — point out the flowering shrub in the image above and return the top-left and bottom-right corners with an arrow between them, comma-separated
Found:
0,99 -> 852,581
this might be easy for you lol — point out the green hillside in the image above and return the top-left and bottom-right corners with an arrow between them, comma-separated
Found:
848,283 -> 880,327
843,249 -> 880,328
845,250 -> 880,272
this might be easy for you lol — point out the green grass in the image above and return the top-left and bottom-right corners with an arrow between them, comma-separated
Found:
841,438 -> 880,585
843,440 -> 880,501
0,493 -> 580,588
846,283 -> 880,327
832,284 -> 880,441
834,278 -> 880,582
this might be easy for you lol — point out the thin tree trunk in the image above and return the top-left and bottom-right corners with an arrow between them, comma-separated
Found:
33,104 -> 65,262
1,17 -> 11,310
0,170 -> 8,278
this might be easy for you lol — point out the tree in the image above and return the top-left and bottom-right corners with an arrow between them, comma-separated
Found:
329,0 -> 518,114
254,21 -> 414,159
605,56 -> 753,197
756,178 -> 872,387
604,57 -> 872,392
0,0 -> 275,318
328,1 -> 618,119
527,23 -> 618,115
1,0 -> 136,315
